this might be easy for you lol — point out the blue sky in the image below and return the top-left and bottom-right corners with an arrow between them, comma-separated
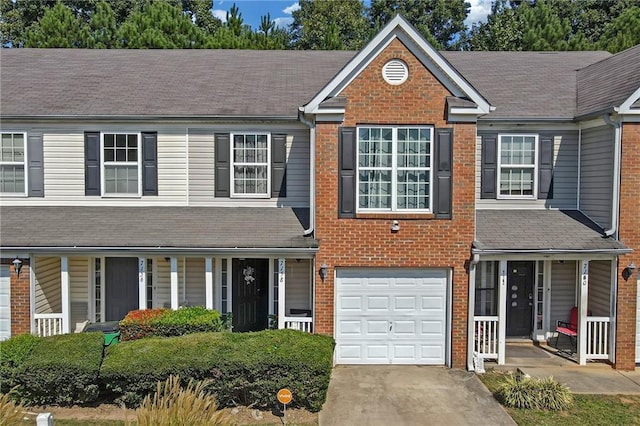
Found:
213,1 -> 492,31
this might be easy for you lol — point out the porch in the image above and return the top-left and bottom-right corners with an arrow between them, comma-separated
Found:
31,255 -> 315,337
471,259 -> 615,367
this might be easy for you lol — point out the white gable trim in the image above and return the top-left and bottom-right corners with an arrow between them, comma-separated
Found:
618,86 -> 640,114
301,15 -> 492,116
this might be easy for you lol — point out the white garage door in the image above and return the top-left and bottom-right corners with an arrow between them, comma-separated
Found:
335,268 -> 449,365
636,279 -> 640,363
0,266 -> 11,341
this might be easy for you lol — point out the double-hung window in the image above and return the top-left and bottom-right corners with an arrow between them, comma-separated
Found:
0,132 -> 26,195
231,133 -> 270,197
358,126 -> 432,212
498,134 -> 537,198
102,133 -> 141,195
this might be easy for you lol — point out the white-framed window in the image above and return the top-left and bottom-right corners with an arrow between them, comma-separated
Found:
231,133 -> 270,198
498,134 -> 538,198
0,132 -> 27,195
101,132 -> 141,196
357,126 -> 432,212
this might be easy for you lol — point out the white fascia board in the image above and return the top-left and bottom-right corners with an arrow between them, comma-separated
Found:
618,86 -> 640,113
303,15 -> 492,116
309,108 -> 346,115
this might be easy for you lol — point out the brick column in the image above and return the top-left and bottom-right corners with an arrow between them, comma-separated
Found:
616,122 -> 639,370
8,259 -> 31,336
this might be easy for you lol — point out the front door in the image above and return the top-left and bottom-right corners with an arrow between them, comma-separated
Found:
232,259 -> 268,332
105,257 -> 139,321
506,261 -> 534,337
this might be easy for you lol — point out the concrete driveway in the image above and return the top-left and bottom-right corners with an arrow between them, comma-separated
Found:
319,366 -> 515,426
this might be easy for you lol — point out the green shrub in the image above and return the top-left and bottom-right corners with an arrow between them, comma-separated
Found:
496,374 -> 574,410
11,332 -> 105,406
0,334 -> 41,393
101,329 -> 334,412
119,307 -> 222,341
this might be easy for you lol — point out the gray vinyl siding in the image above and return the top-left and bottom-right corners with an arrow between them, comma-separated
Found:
188,126 -> 310,207
34,256 -> 61,314
185,258 -> 206,307
579,125 -> 614,229
155,258 -> 171,308
587,260 -> 612,316
550,261 -> 577,328
284,259 -> 312,314
476,130 -> 579,209
69,257 -> 89,327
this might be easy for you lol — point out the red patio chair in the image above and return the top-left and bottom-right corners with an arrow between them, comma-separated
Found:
552,306 -> 583,354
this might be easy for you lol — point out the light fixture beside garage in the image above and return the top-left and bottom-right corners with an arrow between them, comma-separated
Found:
622,262 -> 636,281
391,220 -> 400,233
12,257 -> 23,277
319,263 -> 328,282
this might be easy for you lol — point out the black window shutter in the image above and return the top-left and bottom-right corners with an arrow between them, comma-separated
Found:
27,134 -> 44,197
538,135 -> 554,199
480,134 -> 497,199
434,128 -> 453,219
84,132 -> 100,196
214,133 -> 230,198
338,127 -> 356,218
141,132 -> 158,196
271,134 -> 287,198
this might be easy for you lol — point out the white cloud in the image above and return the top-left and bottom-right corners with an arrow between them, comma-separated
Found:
273,16 -> 294,29
283,2 -> 300,15
212,9 -> 227,23
465,0 -> 492,27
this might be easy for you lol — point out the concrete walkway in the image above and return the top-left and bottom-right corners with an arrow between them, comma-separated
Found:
319,366 -> 515,426
519,364 -> 640,394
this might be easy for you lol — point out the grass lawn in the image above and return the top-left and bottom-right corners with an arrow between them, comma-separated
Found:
479,370 -> 640,426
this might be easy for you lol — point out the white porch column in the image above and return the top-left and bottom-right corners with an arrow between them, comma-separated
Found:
467,261 -> 477,371
61,256 -> 71,334
277,258 -> 285,329
578,260 -> 589,365
205,257 -> 214,309
498,260 -> 507,365
170,257 -> 179,310
138,258 -> 147,310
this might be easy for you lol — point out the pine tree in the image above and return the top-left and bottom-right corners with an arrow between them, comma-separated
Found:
88,1 -> 117,48
25,1 -> 90,48
598,6 -> 640,53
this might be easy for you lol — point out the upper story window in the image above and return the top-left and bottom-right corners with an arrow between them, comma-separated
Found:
498,134 -> 538,198
102,133 -> 141,196
0,132 -> 26,195
357,126 -> 432,212
231,133 -> 270,198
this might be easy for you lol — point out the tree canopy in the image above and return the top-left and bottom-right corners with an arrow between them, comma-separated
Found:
2,0 -> 639,52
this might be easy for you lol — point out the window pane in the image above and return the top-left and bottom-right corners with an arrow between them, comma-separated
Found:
500,168 -> 534,196
397,170 -> 429,209
359,170 -> 391,209
115,134 -> 126,147
104,165 -> 138,194
0,165 -> 25,193
104,134 -> 114,147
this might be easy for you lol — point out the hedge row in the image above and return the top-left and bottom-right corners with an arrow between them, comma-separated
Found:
0,329 -> 334,412
101,329 -> 334,411
119,307 -> 223,341
1,333 -> 104,405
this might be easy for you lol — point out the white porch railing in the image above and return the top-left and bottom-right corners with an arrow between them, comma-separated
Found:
283,316 -> 313,333
34,313 -> 64,337
586,316 -> 610,360
474,316 -> 499,360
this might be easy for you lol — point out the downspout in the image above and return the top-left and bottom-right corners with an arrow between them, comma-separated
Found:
577,124 -> 581,210
467,251 -> 481,370
298,111 -> 316,236
603,114 -> 622,238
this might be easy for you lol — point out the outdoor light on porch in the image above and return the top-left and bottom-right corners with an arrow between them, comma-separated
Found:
319,263 -> 328,282
622,262 -> 636,281
12,257 -> 23,277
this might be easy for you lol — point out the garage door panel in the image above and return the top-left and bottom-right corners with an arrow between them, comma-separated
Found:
336,268 -> 448,365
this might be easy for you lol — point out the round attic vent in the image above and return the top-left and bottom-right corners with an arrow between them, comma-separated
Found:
382,59 -> 408,85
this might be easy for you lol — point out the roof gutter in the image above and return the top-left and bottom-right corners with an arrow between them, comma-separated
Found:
298,110 -> 315,237
0,115 -> 300,123
1,246 -> 319,255
602,113 -> 622,238
471,247 -> 632,255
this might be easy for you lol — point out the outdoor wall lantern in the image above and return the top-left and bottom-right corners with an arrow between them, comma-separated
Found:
319,263 -> 329,282
12,257 -> 23,277
622,262 -> 636,281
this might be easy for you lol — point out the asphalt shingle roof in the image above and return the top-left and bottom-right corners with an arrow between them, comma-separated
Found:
0,206 -> 316,250
577,44 -> 640,117
0,48 -> 619,120
475,209 -> 628,252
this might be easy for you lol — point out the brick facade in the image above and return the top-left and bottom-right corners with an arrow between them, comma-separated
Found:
3,259 -> 31,335
616,122 -> 640,370
314,39 -> 475,368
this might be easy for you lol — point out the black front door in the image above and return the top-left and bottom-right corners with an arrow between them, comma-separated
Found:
105,257 -> 139,321
506,261 -> 534,337
232,259 -> 269,332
